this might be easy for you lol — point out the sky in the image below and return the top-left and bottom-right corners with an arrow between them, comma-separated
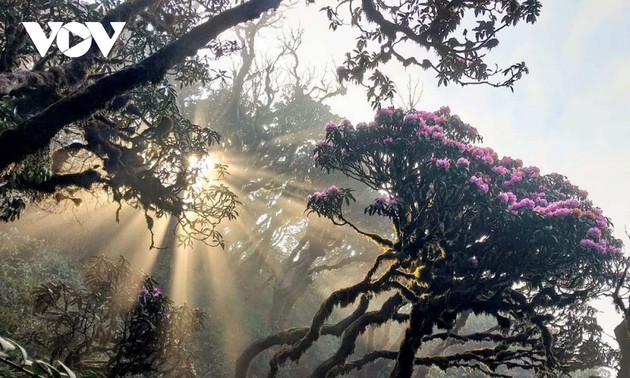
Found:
272,0 -> 630,340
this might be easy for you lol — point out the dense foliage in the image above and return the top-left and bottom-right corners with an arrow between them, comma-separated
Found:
239,107 -> 622,377
0,253 -> 203,378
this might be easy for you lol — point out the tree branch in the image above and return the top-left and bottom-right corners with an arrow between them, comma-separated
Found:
0,0 -> 283,173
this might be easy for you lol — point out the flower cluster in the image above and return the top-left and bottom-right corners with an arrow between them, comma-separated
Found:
432,157 -> 451,169
140,286 -> 162,298
467,175 -> 489,193
374,195 -> 399,208
307,185 -> 340,203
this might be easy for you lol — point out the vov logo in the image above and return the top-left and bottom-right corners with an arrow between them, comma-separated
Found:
23,22 -> 126,58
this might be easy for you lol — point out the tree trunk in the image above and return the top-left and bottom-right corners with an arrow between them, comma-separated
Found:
615,318 -> 630,378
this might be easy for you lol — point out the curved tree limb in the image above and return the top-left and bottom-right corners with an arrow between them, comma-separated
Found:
234,295 -> 370,378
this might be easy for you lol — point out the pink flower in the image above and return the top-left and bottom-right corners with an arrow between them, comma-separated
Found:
403,113 -> 421,123
325,122 -> 337,131
438,106 -> 451,115
503,171 -> 524,187
547,208 -> 572,217
468,176 -> 489,193
140,288 -> 149,296
376,107 -> 394,119
579,239 -> 607,253
491,166 -> 509,175
498,192 -> 517,204
152,287 -> 162,296
481,155 -> 494,164
375,196 -> 398,207
341,119 -> 352,127
326,185 -> 339,195
586,227 -> 602,240
434,159 -> 451,169
431,131 -> 446,141
456,157 -> 470,167
383,136 -> 394,145
607,246 -> 622,254
309,191 -> 327,202
509,198 -> 536,211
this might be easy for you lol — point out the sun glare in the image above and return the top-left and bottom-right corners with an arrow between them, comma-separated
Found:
188,153 -> 217,190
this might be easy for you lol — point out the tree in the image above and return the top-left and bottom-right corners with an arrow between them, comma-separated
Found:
1,0 -> 543,247
237,107 -> 623,377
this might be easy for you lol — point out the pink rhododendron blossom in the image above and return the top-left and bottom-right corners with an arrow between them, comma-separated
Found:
140,288 -> 149,296
608,246 -> 622,254
587,227 -> 602,239
375,196 -> 399,207
492,166 -> 509,175
431,131 -> 445,141
326,185 -> 339,195
468,176 -> 489,193
536,198 -> 548,206
546,208 -> 572,217
341,119 -> 352,127
376,107 -> 394,119
498,192 -> 517,204
509,198 -> 536,212
325,122 -> 337,131
438,106 -> 451,115
521,166 -> 541,177
403,113 -> 421,123
309,191 -> 327,202
383,136 -> 394,145
456,157 -> 470,166
434,159 -> 450,169
152,287 -> 162,296
503,171 -> 525,187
